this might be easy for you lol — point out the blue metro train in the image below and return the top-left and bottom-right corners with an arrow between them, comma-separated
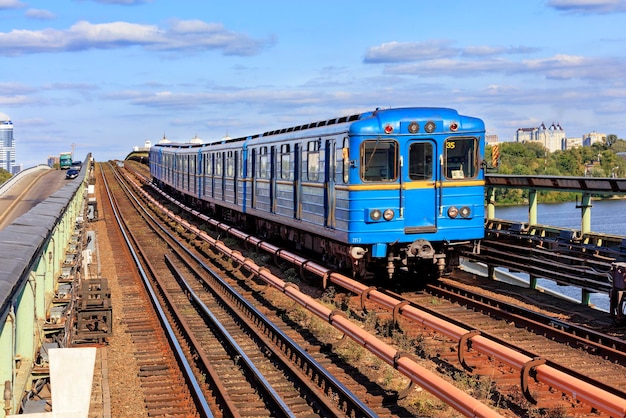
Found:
149,107 -> 485,280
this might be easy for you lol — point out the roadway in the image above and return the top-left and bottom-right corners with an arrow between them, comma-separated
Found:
0,167 -> 69,230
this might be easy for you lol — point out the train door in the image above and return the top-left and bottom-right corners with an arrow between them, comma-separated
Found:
404,140 -> 437,233
196,151 -> 203,200
220,151 -> 225,199
294,143 -> 301,219
270,146 -> 276,213
324,139 -> 336,228
251,148 -> 257,208
233,150 -> 239,205
209,152 -> 213,198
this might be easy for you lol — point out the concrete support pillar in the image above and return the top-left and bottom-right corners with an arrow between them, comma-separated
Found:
528,189 -> 538,225
580,193 -> 592,235
487,187 -> 496,219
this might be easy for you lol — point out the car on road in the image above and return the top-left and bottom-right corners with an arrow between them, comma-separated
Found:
65,169 -> 79,179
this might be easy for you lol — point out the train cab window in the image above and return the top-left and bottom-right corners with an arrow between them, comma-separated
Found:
307,141 -> 320,182
444,137 -> 478,179
342,138 -> 349,183
258,146 -> 269,179
280,144 -> 290,180
361,139 -> 398,182
408,142 -> 433,180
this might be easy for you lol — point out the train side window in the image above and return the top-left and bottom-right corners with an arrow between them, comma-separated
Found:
408,142 -> 433,180
226,150 -> 234,177
216,152 -> 223,176
361,139 -> 398,182
280,144 -> 290,180
342,137 -> 349,184
307,140 -> 319,182
444,137 -> 477,179
258,146 -> 268,179
238,151 -> 244,177
205,154 -> 213,176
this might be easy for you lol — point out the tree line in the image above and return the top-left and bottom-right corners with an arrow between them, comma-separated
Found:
486,135 -> 626,205
0,168 -> 10,185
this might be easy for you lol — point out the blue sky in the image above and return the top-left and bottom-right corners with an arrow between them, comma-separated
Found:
1,0 -> 626,168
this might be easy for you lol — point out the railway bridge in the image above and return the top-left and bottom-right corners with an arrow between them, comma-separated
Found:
0,164 -> 625,416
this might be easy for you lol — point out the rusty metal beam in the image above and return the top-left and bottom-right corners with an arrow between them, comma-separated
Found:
486,174 -> 626,194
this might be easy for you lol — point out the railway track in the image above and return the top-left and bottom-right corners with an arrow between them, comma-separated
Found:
392,282 -> 626,412
100,162 -> 406,416
99,164 -> 204,416
113,161 -> 626,416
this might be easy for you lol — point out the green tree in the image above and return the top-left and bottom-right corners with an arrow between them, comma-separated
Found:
0,167 -> 11,185
487,139 -> 625,204
606,134 -> 618,148
611,139 -> 626,153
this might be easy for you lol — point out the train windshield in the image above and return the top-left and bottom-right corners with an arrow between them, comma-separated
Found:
444,137 -> 478,179
361,139 -> 398,182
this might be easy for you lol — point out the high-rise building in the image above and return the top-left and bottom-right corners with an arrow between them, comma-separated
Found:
0,120 -> 16,173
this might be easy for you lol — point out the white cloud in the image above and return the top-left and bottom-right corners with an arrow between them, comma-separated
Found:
25,8 -> 56,20
364,40 -> 539,64
0,0 -> 25,10
364,40 -> 458,63
88,0 -> 153,4
547,0 -> 626,13
0,20 -> 273,56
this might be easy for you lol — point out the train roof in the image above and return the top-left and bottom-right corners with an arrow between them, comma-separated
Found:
151,107 -> 483,151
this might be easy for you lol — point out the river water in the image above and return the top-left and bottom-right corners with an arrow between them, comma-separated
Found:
477,199 -> 626,312
491,199 -> 626,237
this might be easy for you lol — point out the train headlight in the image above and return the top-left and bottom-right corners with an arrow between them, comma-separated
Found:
370,209 -> 382,221
425,121 -> 436,133
408,121 -> 419,133
447,206 -> 459,218
460,206 -> 471,218
383,209 -> 395,221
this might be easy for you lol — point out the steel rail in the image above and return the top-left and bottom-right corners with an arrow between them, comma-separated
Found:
120,166 -> 378,417
422,283 -> 626,396
129,164 -> 626,416
127,175 -> 503,417
164,255 -> 297,418
101,163 -> 214,418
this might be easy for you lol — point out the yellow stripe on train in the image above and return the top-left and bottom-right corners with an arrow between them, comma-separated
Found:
337,180 -> 485,191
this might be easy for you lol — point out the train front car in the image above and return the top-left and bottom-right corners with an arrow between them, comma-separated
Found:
346,108 -> 485,280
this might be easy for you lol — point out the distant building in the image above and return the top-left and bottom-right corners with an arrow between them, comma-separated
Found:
564,137 -> 582,150
582,131 -> 606,147
132,140 -> 154,152
485,133 -> 499,145
0,120 -> 16,173
516,122 -> 566,153
48,155 -> 60,168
